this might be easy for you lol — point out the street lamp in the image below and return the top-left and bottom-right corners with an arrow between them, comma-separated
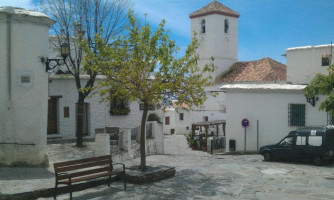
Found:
41,42 -> 70,72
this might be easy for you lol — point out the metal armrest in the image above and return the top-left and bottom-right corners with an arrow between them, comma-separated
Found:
112,163 -> 126,172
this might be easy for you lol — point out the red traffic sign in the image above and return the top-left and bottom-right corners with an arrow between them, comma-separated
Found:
241,118 -> 250,128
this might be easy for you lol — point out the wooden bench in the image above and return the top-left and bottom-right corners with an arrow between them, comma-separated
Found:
53,155 -> 126,199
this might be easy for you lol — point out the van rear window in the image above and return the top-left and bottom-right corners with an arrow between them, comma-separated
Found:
308,136 -> 322,146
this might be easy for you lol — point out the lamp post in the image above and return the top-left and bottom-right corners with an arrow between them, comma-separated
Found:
41,42 -> 70,72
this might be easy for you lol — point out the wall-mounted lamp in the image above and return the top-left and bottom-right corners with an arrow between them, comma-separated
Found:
41,42 -> 70,72
306,96 -> 319,107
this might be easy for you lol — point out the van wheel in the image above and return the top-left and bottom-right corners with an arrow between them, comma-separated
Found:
263,151 -> 273,161
313,156 -> 322,166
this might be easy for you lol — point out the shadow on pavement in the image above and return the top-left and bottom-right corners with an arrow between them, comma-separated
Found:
0,167 -> 54,180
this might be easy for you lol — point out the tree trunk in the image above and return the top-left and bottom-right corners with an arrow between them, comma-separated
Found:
140,101 -> 149,172
76,93 -> 85,147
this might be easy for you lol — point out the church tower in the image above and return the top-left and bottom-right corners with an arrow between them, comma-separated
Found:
189,0 -> 239,79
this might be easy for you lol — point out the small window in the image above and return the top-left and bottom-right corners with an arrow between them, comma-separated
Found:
179,113 -> 184,120
322,56 -> 329,66
203,116 -> 208,122
288,104 -> 305,126
296,136 -> 306,146
186,126 -> 189,130
308,136 -> 323,146
64,107 -> 69,118
224,19 -> 229,33
201,19 -> 206,33
110,96 -> 130,115
165,116 -> 170,125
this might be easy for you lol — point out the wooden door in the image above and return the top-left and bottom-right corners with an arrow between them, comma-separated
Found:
47,97 -> 58,134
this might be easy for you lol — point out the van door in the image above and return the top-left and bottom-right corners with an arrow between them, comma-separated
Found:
273,136 -> 296,160
295,135 -> 308,160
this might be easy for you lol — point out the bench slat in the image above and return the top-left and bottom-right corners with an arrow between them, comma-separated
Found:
56,166 -> 112,181
54,155 -> 111,168
55,160 -> 111,173
58,170 -> 123,184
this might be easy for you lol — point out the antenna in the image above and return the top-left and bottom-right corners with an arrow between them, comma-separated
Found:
144,13 -> 148,26
330,41 -> 333,66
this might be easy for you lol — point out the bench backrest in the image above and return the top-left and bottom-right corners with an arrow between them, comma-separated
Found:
54,155 -> 113,180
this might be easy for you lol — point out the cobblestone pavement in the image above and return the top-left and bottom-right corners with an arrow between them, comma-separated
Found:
41,135 -> 334,200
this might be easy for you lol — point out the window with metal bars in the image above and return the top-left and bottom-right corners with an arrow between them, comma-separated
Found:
322,56 -> 329,66
288,104 -> 305,126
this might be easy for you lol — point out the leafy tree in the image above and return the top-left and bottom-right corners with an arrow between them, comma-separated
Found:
82,10 -> 215,171
305,64 -> 334,115
40,0 -> 130,147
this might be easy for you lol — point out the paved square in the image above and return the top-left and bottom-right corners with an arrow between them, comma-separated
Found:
48,135 -> 334,200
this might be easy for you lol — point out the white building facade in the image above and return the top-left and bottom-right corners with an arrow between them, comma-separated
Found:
48,75 -> 164,140
287,44 -> 332,84
223,44 -> 333,152
0,7 -> 54,166
222,84 -> 328,152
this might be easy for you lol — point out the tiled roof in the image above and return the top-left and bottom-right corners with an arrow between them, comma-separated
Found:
189,0 -> 240,19
215,57 -> 287,83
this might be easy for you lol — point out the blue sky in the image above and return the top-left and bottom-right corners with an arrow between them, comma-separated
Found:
1,0 -> 334,64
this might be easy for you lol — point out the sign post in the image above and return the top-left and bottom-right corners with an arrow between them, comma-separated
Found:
241,118 -> 250,152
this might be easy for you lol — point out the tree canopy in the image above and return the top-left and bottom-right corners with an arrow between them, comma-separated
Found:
82,10 -> 215,171
305,64 -> 334,114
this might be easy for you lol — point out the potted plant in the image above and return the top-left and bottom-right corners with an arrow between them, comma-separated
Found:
200,138 -> 207,151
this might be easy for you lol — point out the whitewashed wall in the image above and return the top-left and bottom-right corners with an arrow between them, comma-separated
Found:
105,102 -> 164,129
163,89 -> 226,135
49,76 -> 165,139
287,45 -> 332,85
49,76 -> 107,139
0,7 -> 54,166
224,86 -> 327,152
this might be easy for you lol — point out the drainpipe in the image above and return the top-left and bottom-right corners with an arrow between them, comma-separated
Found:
7,13 -> 12,104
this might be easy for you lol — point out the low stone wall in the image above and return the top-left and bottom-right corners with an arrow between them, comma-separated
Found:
94,122 -> 164,162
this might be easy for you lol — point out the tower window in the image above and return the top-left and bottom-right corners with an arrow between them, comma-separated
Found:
224,19 -> 229,33
201,19 -> 206,33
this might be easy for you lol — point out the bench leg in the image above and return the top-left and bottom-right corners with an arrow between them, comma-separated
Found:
54,181 -> 58,199
124,172 -> 127,190
108,174 -> 111,187
69,182 -> 72,200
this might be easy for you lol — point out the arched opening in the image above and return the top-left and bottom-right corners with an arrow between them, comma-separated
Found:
224,19 -> 229,33
201,19 -> 206,33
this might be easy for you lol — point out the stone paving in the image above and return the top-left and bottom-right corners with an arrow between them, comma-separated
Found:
1,135 -> 334,199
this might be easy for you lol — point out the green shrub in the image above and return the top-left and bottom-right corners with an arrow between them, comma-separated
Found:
147,113 -> 161,123
185,132 -> 195,147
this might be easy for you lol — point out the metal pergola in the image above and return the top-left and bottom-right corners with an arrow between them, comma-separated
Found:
191,120 -> 226,139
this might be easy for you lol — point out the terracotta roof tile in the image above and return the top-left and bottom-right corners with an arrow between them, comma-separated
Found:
215,57 -> 286,83
189,0 -> 240,19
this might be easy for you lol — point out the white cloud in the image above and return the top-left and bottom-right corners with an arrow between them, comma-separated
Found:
0,0 -> 35,9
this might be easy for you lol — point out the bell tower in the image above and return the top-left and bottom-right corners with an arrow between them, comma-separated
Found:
189,0 -> 239,79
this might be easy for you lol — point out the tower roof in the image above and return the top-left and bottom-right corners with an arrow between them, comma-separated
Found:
189,1 -> 240,19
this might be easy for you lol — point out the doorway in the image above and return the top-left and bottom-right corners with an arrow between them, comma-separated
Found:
47,97 -> 58,134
